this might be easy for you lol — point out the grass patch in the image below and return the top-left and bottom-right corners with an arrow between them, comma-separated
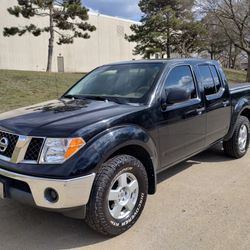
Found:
0,70 -> 83,113
0,68 -> 248,113
224,68 -> 247,83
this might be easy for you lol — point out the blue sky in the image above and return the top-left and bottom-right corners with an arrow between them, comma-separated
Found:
83,0 -> 142,21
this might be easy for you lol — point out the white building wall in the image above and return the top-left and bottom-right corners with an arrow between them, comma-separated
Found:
0,0 -> 140,72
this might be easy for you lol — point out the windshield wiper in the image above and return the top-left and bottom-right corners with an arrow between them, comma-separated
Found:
82,96 -> 127,104
62,94 -> 87,100
63,94 -> 127,104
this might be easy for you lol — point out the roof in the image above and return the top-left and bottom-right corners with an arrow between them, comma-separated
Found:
88,11 -> 141,25
106,58 -> 218,66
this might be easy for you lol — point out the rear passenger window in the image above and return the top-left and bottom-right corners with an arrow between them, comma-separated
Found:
199,65 -> 216,95
210,65 -> 222,92
199,65 -> 222,96
164,65 -> 197,100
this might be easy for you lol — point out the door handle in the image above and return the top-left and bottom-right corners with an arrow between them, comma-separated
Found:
222,100 -> 230,107
196,107 -> 205,115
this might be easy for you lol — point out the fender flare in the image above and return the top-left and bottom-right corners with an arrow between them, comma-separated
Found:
72,125 -> 159,192
224,97 -> 250,141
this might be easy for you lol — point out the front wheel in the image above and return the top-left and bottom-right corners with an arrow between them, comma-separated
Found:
85,155 -> 148,236
223,116 -> 249,158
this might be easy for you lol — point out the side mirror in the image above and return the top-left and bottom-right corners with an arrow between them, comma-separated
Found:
161,87 -> 190,109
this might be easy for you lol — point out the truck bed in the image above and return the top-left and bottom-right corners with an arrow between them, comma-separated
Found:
229,83 -> 250,94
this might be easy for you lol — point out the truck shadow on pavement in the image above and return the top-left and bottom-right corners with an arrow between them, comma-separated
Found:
0,146 -> 242,249
157,145 -> 233,184
0,200 -> 109,249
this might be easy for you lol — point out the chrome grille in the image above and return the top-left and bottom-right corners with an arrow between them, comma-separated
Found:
0,130 -> 45,164
24,138 -> 44,161
0,131 -> 19,158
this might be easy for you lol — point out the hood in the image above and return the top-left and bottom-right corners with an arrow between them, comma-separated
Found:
0,98 -> 138,137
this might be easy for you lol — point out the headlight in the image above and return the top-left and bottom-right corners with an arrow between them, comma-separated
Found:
39,137 -> 85,164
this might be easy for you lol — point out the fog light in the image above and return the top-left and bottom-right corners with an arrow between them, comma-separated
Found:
44,188 -> 59,203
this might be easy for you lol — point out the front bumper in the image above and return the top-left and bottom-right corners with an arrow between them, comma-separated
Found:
0,167 -> 95,209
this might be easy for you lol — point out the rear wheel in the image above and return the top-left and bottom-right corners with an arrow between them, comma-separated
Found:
223,116 -> 249,158
85,155 -> 148,236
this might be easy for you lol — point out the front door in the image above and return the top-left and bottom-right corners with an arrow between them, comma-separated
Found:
157,65 -> 206,169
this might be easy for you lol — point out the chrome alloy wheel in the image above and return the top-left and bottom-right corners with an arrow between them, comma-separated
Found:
108,172 -> 139,220
238,124 -> 248,152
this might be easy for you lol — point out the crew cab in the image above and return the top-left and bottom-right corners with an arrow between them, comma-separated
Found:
0,59 -> 249,236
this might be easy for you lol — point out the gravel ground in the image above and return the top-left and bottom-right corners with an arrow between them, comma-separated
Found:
0,146 -> 250,250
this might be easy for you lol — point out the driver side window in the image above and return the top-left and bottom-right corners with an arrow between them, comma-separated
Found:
164,65 -> 197,100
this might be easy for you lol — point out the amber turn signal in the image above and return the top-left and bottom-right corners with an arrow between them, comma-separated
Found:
64,138 -> 86,160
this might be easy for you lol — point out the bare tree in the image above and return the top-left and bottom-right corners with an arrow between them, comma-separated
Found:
197,0 -> 250,81
201,13 -> 228,60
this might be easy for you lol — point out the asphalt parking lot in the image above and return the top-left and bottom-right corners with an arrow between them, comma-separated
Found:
1,146 -> 250,250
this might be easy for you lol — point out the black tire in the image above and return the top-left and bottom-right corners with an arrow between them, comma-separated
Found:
85,155 -> 148,236
223,116 -> 249,158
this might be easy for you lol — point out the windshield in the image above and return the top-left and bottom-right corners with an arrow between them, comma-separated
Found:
64,63 -> 164,103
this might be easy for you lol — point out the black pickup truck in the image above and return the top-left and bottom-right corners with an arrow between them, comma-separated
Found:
0,59 -> 249,236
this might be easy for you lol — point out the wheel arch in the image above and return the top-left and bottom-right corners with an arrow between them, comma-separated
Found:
109,144 -> 157,194
224,97 -> 250,141
240,108 -> 250,121
73,125 -> 159,194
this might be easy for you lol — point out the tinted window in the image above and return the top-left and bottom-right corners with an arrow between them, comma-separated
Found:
65,63 -> 163,103
199,65 -> 216,95
164,65 -> 197,100
210,65 -> 221,91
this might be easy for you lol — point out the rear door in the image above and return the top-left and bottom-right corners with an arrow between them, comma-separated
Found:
197,64 -> 231,145
158,64 -> 206,168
